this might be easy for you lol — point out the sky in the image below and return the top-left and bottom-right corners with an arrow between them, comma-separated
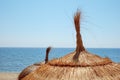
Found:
0,0 -> 120,48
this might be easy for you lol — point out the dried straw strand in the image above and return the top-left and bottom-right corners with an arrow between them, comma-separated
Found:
45,47 -> 51,64
73,11 -> 85,61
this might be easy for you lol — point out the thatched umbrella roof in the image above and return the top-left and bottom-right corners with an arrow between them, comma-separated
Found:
18,62 -> 43,80
18,47 -> 51,80
22,11 -> 120,80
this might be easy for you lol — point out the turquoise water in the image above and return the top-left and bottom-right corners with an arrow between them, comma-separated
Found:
0,48 -> 120,72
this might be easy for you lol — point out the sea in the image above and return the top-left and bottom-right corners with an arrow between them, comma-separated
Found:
0,48 -> 120,72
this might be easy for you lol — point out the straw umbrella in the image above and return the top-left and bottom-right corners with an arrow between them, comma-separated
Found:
18,47 -> 51,80
22,11 -> 120,80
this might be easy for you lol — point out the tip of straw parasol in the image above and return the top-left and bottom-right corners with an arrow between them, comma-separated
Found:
73,10 -> 85,61
45,46 -> 51,64
47,11 -> 112,67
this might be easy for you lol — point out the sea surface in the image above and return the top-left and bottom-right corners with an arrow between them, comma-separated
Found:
0,48 -> 120,72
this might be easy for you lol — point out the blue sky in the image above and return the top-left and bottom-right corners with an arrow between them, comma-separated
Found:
0,0 -> 120,48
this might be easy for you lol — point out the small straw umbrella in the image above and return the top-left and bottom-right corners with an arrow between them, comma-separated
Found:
18,47 -> 51,80
22,11 -> 120,80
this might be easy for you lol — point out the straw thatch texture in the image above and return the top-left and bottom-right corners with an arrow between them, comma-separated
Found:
48,51 -> 112,67
18,62 -> 44,80
22,53 -> 120,80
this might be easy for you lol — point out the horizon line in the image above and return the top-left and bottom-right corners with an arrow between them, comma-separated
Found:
0,46 -> 120,49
